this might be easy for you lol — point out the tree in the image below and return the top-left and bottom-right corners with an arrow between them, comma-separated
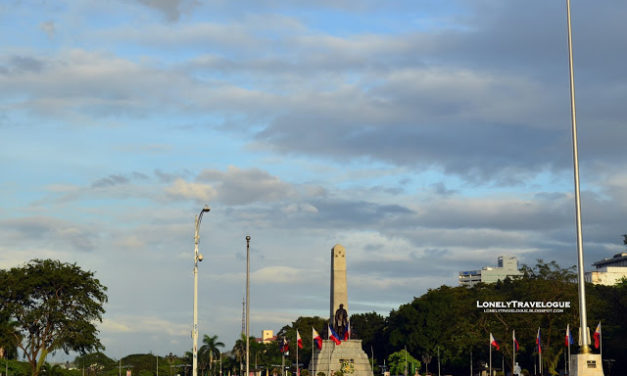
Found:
349,312 -> 385,364
0,259 -> 108,376
386,349 -> 420,376
200,335 -> 225,376
277,316 -> 328,369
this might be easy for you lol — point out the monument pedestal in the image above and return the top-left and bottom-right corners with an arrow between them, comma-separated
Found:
310,340 -> 372,376
569,353 -> 604,376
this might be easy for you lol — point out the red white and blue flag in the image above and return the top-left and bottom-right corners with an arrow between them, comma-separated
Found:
328,324 -> 342,345
280,337 -> 289,353
296,330 -> 303,349
565,324 -> 574,347
312,327 -> 323,350
490,333 -> 499,351
513,330 -> 519,352
536,328 -> 542,354
344,320 -> 350,341
593,322 -> 601,349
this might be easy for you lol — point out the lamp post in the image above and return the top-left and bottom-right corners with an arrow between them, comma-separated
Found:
193,205 -> 211,376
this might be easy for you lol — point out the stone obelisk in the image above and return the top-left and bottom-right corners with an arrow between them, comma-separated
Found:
330,244 -> 348,321
311,244 -> 372,376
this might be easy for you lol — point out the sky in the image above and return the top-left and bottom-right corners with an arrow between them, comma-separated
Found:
1,0 -> 627,361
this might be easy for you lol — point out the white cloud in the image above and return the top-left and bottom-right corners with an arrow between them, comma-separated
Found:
165,179 -> 217,202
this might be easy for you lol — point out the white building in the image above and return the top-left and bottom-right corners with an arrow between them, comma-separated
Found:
458,256 -> 523,286
585,252 -> 627,286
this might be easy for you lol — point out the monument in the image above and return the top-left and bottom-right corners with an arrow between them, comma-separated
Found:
311,244 -> 373,376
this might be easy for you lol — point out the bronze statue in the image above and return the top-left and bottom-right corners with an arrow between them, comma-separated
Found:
334,303 -> 348,339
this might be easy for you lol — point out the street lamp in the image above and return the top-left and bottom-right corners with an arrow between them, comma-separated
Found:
193,205 -> 211,376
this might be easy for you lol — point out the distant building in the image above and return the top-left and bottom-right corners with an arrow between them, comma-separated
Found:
256,330 -> 276,344
585,252 -> 627,286
458,256 -> 523,286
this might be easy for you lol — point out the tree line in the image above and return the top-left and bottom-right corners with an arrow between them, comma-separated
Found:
1,259 -> 625,376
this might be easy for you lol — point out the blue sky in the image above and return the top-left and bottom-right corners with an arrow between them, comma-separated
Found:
2,0 -> 627,361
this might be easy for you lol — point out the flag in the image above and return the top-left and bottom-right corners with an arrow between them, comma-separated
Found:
280,337 -> 289,353
312,327 -> 323,350
593,322 -> 601,349
536,328 -> 542,354
565,324 -> 574,347
297,330 -> 303,349
490,333 -> 500,351
513,330 -> 519,352
568,325 -> 574,346
344,320 -> 350,341
328,324 -> 341,345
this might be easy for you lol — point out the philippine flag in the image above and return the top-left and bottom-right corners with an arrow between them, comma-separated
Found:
565,324 -> 574,347
280,337 -> 289,353
328,324 -> 342,345
536,328 -> 542,354
344,320 -> 351,341
312,327 -> 323,350
593,322 -> 601,349
513,330 -> 519,352
297,330 -> 303,349
490,333 -> 499,351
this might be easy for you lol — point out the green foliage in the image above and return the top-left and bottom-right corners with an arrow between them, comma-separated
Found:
0,358 -> 32,376
349,312 -> 385,364
277,316 -> 328,369
73,352 -> 116,369
386,349 -> 420,376
0,259 -> 108,376
379,259 -> 627,375
199,334 -> 224,376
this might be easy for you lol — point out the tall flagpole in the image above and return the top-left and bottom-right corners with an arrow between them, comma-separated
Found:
501,355 -> 504,376
469,349 -> 472,376
566,0 -> 592,355
567,324 -> 571,375
489,336 -> 492,376
281,344 -> 285,376
245,236 -> 251,376
296,334 -> 299,376
539,346 -> 542,376
599,323 -> 603,359
311,331 -> 314,376
512,330 -> 515,376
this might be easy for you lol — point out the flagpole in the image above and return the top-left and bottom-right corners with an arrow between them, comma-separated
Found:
600,323 -> 603,359
311,330 -> 314,376
566,0 -> 592,355
489,335 -> 492,376
564,347 -> 566,376
568,337 -> 571,375
328,334 -> 331,376
281,347 -> 285,376
371,346 -> 374,376
512,330 -> 515,376
540,343 -> 542,375
567,324 -> 571,375
296,335 -> 299,376
469,349 -> 472,376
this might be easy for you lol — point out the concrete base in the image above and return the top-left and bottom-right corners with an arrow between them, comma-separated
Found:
310,340 -> 372,376
569,353 -> 604,376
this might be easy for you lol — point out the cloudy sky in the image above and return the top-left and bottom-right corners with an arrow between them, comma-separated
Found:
2,0 -> 627,361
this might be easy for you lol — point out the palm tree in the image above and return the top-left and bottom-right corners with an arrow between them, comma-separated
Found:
232,335 -> 247,376
200,335 -> 225,376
